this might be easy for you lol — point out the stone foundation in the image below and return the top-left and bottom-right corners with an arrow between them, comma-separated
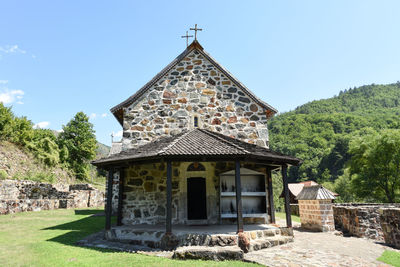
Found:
299,199 -> 334,232
105,224 -> 293,252
0,179 -> 105,215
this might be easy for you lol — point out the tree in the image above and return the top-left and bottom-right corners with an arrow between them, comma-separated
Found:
0,103 -> 15,140
58,112 -> 97,180
349,129 -> 400,203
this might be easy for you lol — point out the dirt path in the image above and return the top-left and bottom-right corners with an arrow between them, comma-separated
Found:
245,226 -> 397,267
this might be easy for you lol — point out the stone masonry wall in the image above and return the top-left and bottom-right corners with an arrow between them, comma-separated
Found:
333,203 -> 400,241
121,161 -> 270,226
122,49 -> 270,150
0,179 -> 105,215
299,199 -> 334,232
380,208 -> 400,249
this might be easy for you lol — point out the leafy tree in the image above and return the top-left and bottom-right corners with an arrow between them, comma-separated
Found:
27,135 -> 60,167
349,129 -> 400,203
0,103 -> 15,140
58,112 -> 97,180
11,116 -> 34,146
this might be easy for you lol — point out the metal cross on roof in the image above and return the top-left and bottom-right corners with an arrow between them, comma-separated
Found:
181,31 -> 193,47
190,24 -> 203,40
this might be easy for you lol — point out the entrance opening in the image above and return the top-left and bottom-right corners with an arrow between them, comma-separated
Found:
187,177 -> 207,220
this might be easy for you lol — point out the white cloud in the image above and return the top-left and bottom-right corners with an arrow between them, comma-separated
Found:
34,121 -> 50,129
0,45 -> 26,54
113,130 -> 123,137
90,112 -> 108,119
0,80 -> 8,84
0,89 -> 25,104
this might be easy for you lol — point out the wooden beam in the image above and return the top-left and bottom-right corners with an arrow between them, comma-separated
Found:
281,165 -> 292,228
166,160 -> 172,234
105,168 -> 114,230
234,160 -> 244,233
267,167 -> 276,224
117,168 -> 125,226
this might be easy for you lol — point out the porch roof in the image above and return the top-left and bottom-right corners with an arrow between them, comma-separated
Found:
92,129 -> 301,167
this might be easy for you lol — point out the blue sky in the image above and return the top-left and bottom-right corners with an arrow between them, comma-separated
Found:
1,1 -> 400,145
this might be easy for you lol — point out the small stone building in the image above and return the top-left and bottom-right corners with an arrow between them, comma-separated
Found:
92,39 -> 301,242
297,185 -> 335,232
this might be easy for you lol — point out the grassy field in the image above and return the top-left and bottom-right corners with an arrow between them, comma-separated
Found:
377,250 -> 400,267
0,208 -> 258,267
275,212 -> 301,223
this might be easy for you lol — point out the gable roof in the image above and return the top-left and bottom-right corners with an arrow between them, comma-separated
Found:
92,128 -> 301,167
110,40 -> 278,125
280,181 -> 338,199
296,185 -> 336,200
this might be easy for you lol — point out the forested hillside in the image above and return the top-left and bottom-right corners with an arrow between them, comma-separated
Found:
0,104 -> 106,185
269,82 -> 400,202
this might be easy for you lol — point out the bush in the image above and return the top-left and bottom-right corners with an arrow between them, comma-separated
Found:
27,137 -> 60,167
0,169 -> 8,180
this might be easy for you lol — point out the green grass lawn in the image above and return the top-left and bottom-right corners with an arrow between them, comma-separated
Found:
275,212 -> 301,223
0,208 -> 258,267
378,250 -> 400,267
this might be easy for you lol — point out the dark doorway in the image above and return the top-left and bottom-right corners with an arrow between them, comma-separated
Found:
187,177 -> 207,220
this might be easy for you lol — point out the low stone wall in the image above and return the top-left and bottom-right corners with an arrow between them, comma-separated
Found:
380,208 -> 400,249
0,179 -> 105,215
333,203 -> 400,241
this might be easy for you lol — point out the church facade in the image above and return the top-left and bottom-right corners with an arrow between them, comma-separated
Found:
93,40 -> 300,236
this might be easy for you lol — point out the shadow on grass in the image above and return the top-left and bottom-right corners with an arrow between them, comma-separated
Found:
42,209 -> 116,252
74,209 -> 105,216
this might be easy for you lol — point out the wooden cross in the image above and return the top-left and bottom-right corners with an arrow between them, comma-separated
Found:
190,24 -> 203,40
181,31 -> 193,47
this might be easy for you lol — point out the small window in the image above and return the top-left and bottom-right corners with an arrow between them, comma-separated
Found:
194,116 -> 199,128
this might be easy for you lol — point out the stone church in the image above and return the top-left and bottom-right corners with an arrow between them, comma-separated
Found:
93,36 -> 300,244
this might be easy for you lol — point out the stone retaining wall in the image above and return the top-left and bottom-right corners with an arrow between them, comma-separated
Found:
333,203 -> 400,241
0,179 -> 105,215
380,208 -> 400,249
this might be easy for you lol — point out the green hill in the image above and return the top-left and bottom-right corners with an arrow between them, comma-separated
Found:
269,82 -> 400,186
96,142 -> 110,159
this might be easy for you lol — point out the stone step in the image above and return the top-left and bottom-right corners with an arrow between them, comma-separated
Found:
248,236 -> 293,252
173,245 -> 244,261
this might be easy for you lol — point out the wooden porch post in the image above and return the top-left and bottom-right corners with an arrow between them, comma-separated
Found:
105,168 -> 114,230
117,168 -> 125,226
166,160 -> 172,234
281,165 -> 292,228
234,160 -> 244,233
267,168 -> 276,224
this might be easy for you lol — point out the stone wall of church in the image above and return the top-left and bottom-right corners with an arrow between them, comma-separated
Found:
121,49 -> 270,150
121,161 -> 270,226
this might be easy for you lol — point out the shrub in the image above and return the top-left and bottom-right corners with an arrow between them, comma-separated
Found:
0,169 -> 8,180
